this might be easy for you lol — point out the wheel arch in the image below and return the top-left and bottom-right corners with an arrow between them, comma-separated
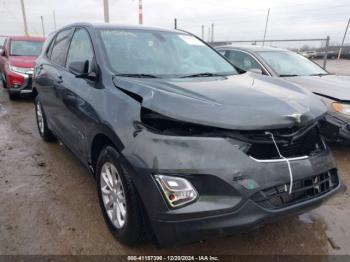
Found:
89,124 -> 124,175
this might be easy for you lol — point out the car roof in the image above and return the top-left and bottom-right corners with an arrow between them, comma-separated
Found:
8,36 -> 46,42
60,22 -> 180,34
216,44 -> 291,53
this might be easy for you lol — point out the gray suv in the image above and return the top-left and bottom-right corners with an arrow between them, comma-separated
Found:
33,23 -> 340,246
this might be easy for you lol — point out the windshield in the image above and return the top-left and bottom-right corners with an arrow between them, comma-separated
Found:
10,40 -> 44,56
99,29 -> 237,78
257,51 -> 328,76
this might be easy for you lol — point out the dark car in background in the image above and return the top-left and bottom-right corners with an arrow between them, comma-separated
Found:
0,36 -> 45,99
33,23 -> 340,246
216,45 -> 350,143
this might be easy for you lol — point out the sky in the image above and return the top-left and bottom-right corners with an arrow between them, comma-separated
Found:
0,0 -> 349,48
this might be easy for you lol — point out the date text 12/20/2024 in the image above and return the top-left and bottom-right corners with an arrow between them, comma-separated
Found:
127,256 -> 220,261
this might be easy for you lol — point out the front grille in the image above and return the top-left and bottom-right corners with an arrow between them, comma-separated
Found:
251,169 -> 339,210
245,124 -> 325,160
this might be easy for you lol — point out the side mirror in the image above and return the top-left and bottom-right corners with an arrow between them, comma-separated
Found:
249,68 -> 263,74
0,48 -> 5,56
68,60 -> 97,81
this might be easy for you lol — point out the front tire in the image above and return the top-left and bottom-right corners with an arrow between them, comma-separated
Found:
96,146 -> 145,245
35,96 -> 56,141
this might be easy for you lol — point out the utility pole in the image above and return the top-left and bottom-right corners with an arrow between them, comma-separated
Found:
138,0 -> 143,24
323,36 -> 330,69
174,18 -> 177,29
103,0 -> 110,23
20,0 -> 29,36
211,23 -> 214,42
207,26 -> 211,42
201,25 -> 204,40
262,8 -> 270,46
338,18 -> 350,59
40,16 -> 45,37
53,10 -> 57,31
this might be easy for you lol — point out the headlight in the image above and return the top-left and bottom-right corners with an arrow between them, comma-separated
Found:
331,102 -> 350,115
155,175 -> 198,207
9,65 -> 33,75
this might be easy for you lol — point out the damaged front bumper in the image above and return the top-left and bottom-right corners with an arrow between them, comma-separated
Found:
121,127 -> 341,246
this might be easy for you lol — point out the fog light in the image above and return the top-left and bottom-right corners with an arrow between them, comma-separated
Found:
155,175 -> 198,207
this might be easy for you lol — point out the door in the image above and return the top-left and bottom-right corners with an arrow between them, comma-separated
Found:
38,28 -> 74,138
58,27 -> 97,160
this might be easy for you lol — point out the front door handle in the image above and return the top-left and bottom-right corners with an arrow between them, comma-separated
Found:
56,75 -> 63,84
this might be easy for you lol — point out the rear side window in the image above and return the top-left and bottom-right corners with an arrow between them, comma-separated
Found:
66,28 -> 94,71
50,29 -> 73,66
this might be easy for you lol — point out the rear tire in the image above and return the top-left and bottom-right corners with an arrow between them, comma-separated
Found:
35,96 -> 56,142
96,146 -> 145,245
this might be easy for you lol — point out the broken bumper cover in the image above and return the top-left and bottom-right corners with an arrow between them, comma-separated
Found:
122,130 -> 341,246
321,113 -> 350,142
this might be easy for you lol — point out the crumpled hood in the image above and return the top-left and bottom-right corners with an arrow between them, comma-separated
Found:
113,72 -> 327,130
8,56 -> 36,68
285,75 -> 350,101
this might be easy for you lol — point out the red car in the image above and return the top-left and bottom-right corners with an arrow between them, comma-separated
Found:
0,36 -> 45,99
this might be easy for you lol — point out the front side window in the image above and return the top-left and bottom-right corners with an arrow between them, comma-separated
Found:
66,28 -> 94,71
10,40 -> 44,56
51,29 -> 73,66
99,29 -> 237,78
258,51 -> 328,76
227,50 -> 262,72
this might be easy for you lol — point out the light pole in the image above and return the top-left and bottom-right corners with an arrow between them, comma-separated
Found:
53,10 -> 57,31
103,0 -> 110,23
40,16 -> 45,37
338,18 -> 350,59
263,8 -> 270,46
20,0 -> 29,36
139,0 -> 143,24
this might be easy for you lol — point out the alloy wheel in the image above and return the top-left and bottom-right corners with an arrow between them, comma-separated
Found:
100,162 -> 127,229
36,101 -> 44,135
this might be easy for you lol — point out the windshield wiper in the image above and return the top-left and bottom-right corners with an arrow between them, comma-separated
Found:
279,74 -> 299,77
115,73 -> 160,78
180,72 -> 225,78
309,73 -> 328,76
